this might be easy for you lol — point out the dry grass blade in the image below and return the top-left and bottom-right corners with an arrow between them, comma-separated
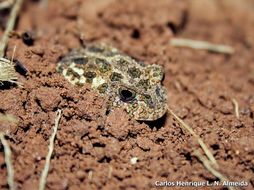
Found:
194,150 -> 237,190
0,133 -> 16,190
0,46 -> 23,86
231,98 -> 240,119
168,108 -> 218,167
170,38 -> 235,54
39,109 -> 62,190
0,57 -> 18,84
0,0 -> 23,57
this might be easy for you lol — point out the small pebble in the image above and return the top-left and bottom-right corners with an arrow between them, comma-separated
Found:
130,157 -> 138,165
76,170 -> 86,180
22,31 -> 35,46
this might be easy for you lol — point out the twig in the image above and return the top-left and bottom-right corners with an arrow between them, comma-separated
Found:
170,38 -> 234,54
0,133 -> 16,190
39,109 -> 62,190
231,98 -> 240,119
194,150 -> 237,190
168,108 -> 218,167
0,0 -> 23,58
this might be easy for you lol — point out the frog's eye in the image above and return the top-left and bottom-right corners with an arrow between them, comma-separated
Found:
119,88 -> 136,102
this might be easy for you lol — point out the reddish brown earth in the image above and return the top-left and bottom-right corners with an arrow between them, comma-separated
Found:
0,0 -> 254,190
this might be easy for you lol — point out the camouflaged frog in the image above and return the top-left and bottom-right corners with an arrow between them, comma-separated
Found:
56,43 -> 167,121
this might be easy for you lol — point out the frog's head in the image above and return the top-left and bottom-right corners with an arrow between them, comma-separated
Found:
110,64 -> 168,121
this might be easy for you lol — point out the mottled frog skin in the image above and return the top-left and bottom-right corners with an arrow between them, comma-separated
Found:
56,43 -> 167,120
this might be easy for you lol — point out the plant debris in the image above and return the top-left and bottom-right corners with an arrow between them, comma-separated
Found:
170,38 -> 235,54
0,0 -> 23,57
0,133 -> 16,190
39,109 -> 62,190
0,57 -> 18,84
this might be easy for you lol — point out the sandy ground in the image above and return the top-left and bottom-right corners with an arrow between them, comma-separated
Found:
0,0 -> 254,189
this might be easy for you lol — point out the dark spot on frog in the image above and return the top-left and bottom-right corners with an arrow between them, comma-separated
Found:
155,86 -> 166,101
88,45 -> 104,53
97,83 -> 108,93
57,65 -> 63,73
144,94 -> 155,108
66,68 -> 81,79
137,79 -> 149,90
153,70 -> 163,80
110,72 -> 123,82
116,58 -> 129,71
95,58 -> 111,72
116,58 -> 129,65
72,57 -> 88,65
128,67 -> 141,78
84,71 -> 96,83
103,50 -> 118,57
87,63 -> 97,70
138,61 -> 145,67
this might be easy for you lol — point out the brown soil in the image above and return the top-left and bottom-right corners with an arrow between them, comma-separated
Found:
0,0 -> 254,190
